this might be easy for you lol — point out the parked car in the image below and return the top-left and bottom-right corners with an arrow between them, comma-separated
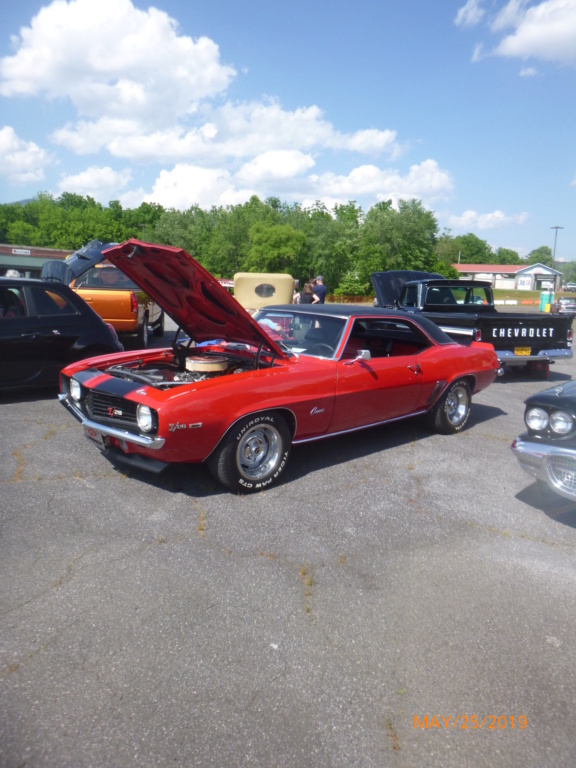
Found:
551,296 -> 576,315
0,276 -> 123,391
58,239 -> 500,493
42,242 -> 163,347
511,380 -> 576,502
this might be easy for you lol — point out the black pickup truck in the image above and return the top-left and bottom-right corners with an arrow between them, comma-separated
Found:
372,271 -> 573,376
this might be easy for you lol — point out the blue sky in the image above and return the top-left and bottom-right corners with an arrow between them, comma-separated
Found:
0,0 -> 575,260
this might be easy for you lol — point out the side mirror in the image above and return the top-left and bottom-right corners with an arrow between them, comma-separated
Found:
343,348 -> 372,366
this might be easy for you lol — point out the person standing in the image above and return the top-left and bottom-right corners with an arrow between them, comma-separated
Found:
296,282 -> 316,304
312,275 -> 327,304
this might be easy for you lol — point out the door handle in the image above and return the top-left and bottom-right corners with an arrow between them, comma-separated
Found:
407,364 -> 422,374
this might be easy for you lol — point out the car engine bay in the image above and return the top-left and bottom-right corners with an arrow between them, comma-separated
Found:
103,344 -> 273,389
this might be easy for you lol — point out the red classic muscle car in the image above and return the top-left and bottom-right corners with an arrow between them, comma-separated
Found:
58,240 -> 501,493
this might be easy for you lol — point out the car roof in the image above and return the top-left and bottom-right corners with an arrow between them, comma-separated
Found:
258,303 -> 455,344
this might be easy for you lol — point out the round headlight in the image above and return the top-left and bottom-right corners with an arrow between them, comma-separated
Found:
525,407 -> 549,431
549,410 -> 573,435
136,404 -> 154,433
70,378 -> 82,402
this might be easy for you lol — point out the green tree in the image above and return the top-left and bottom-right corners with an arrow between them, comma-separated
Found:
451,233 -> 494,264
244,222 -> 306,273
495,247 -> 521,265
356,199 -> 440,285
528,245 -> 553,266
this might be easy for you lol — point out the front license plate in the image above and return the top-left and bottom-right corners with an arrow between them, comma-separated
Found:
84,426 -> 108,450
514,347 -> 531,356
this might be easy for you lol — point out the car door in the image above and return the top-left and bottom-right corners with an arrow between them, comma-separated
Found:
0,284 -> 41,387
330,318 -> 431,433
18,285 -> 83,386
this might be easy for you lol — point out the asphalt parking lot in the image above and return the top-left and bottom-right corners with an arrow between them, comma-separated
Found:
1,325 -> 576,768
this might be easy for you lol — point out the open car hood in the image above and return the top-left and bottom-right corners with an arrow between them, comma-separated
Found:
41,240 -> 115,284
99,240 -> 287,355
371,270 -> 445,307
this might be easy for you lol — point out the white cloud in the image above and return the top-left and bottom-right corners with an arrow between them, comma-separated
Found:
491,0 -> 531,32
519,66 -> 539,76
0,126 -> 53,183
57,166 -> 132,198
305,159 -> 453,208
119,158 -> 452,213
51,99 -> 401,165
462,0 -> 576,64
448,209 -> 530,230
141,164 -> 257,209
236,151 -> 315,184
0,0 -> 236,122
495,0 -> 576,62
455,0 -> 486,27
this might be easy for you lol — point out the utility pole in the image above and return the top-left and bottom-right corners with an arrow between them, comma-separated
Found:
551,225 -> 563,270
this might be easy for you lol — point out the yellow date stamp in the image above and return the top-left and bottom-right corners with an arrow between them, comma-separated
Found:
414,715 -> 527,730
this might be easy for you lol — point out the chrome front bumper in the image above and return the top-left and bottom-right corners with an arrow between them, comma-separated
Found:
511,436 -> 576,502
58,393 -> 166,450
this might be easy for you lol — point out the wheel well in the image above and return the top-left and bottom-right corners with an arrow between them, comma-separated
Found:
458,374 -> 476,393
206,407 -> 296,461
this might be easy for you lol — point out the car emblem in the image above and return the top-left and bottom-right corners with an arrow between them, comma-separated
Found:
108,407 -> 123,417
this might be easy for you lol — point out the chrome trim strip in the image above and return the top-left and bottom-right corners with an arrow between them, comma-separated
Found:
58,393 -> 166,449
439,325 -> 474,337
292,409 -> 428,444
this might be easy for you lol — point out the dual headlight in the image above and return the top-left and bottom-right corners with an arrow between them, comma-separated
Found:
525,407 -> 574,435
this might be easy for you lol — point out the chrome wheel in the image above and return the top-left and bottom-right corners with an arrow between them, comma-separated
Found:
445,383 -> 469,427
237,424 -> 282,480
427,379 -> 471,434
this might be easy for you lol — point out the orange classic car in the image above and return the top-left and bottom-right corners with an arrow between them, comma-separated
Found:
58,239 -> 501,493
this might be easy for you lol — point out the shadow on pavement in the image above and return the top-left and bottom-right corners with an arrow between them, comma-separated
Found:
516,482 -> 576,529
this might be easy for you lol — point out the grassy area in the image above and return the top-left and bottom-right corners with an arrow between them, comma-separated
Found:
493,288 -> 567,304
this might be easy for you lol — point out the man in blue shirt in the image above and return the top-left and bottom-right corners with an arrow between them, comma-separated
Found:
312,275 -> 327,304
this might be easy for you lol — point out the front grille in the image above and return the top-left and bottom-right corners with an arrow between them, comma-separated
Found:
86,391 -> 139,432
548,454 -> 576,496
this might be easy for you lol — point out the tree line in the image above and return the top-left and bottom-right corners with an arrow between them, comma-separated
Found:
1,192 -> 571,294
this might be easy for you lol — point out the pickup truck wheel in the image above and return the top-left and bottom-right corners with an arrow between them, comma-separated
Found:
526,360 -> 550,379
153,311 -> 165,337
427,379 -> 471,434
207,413 -> 291,493
136,314 -> 149,348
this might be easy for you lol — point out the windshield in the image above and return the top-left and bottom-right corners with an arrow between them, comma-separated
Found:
254,309 -> 347,358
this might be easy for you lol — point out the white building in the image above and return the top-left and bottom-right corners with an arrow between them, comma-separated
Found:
453,263 -> 562,291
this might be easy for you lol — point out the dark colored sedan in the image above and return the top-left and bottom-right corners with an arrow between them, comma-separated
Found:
0,276 -> 123,391
511,379 -> 576,502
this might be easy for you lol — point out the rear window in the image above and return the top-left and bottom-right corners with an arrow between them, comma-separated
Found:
76,267 -> 138,290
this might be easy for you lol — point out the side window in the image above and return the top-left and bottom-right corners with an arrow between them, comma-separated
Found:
403,285 -> 418,307
29,286 -> 76,316
343,319 -> 430,358
0,287 -> 26,319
